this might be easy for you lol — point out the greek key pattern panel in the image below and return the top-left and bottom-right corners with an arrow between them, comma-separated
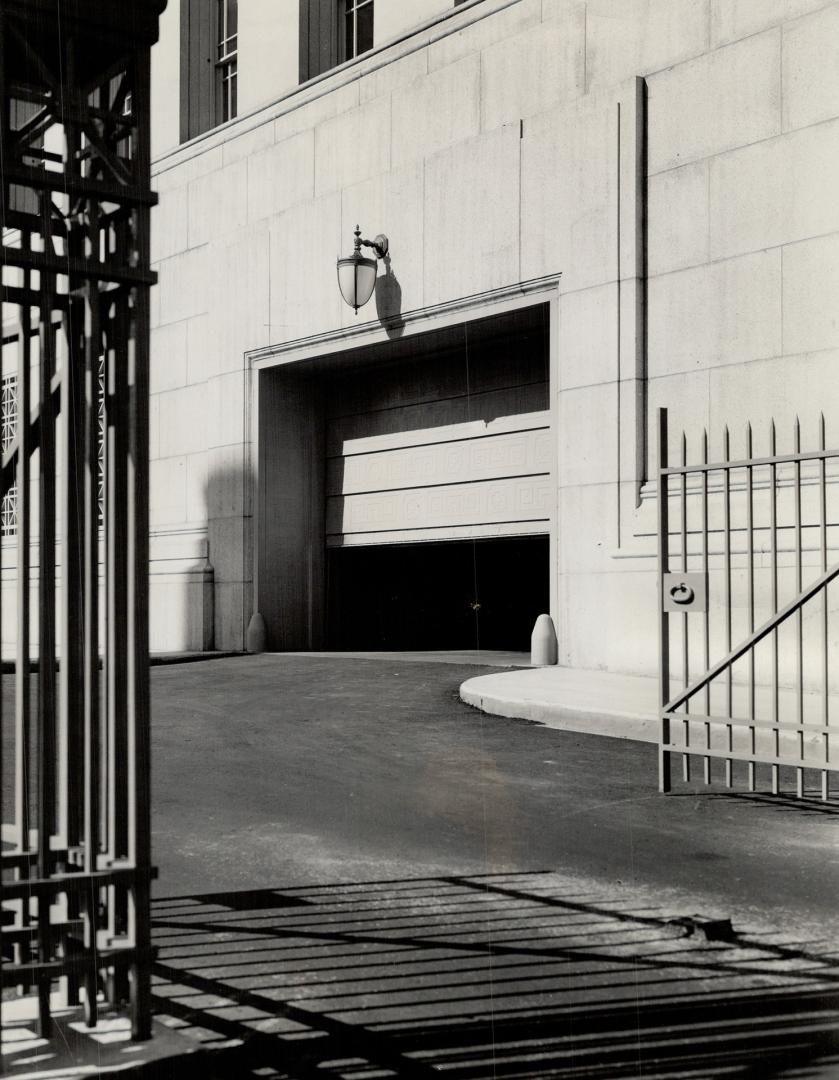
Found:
327,476 -> 553,540
328,425 -> 551,497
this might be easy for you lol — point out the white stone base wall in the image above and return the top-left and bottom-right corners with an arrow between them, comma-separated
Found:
149,528 -> 215,652
1,529 -> 214,658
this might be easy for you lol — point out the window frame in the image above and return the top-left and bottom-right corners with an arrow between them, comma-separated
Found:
180,0 -> 238,144
299,0 -> 374,84
215,0 -> 238,126
340,0 -> 374,65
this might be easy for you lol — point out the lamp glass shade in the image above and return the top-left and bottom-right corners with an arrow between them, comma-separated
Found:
337,254 -> 377,312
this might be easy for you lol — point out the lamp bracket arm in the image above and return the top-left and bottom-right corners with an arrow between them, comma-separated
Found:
360,234 -> 389,259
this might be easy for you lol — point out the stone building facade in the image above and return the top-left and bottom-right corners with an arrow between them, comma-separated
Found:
143,0 -> 839,674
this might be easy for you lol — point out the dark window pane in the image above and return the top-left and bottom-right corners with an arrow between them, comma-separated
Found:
344,8 -> 355,62
356,1 -> 373,55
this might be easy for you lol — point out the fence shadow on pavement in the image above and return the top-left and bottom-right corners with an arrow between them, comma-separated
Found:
149,871 -> 839,1079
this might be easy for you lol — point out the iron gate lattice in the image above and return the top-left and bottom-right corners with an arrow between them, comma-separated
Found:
0,0 -> 164,1047
657,407 -> 839,800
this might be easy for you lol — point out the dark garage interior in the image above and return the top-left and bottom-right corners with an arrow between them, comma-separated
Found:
326,535 -> 550,651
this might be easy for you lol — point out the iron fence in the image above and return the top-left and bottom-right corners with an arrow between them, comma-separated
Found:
657,407 -> 839,800
0,0 -> 162,1047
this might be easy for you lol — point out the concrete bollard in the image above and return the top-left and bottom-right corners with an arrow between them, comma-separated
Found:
530,613 -> 557,666
246,612 -> 267,654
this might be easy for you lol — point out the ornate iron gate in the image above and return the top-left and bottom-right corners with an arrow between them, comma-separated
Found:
0,0 -> 164,1045
657,407 -> 839,800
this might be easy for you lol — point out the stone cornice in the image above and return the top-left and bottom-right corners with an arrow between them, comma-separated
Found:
248,274 -> 561,369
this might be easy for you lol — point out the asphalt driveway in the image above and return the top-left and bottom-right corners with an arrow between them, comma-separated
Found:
151,655 -> 839,937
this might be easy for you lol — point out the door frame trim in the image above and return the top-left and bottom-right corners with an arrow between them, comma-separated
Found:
246,275 -> 561,646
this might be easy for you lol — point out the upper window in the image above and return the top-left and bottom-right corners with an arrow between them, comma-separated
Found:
216,0 -> 238,125
342,0 -> 373,63
299,0 -> 374,84
180,0 -> 238,143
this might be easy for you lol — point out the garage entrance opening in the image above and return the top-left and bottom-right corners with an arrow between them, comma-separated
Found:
327,536 -> 549,651
256,301 -> 554,652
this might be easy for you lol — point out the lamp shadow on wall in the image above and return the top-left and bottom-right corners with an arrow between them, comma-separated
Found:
203,456 -> 256,653
374,255 -> 404,338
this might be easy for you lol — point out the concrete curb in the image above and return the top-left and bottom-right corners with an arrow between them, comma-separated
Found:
459,669 -> 659,743
150,650 -> 244,666
0,651 -> 244,674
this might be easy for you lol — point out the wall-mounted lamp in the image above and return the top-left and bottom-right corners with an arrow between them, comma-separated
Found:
337,225 -> 389,313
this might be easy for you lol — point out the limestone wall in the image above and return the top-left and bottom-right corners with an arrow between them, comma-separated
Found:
148,0 -> 839,669
150,0 -> 487,161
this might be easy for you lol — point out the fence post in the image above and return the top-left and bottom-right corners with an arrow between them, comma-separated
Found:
657,408 -> 671,792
